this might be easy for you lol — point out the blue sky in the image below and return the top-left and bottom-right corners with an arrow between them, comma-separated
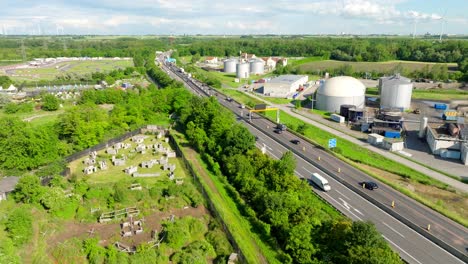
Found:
0,0 -> 466,35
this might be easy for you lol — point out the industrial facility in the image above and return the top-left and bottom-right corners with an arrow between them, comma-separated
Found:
223,59 -> 237,73
249,59 -> 265,75
379,74 -> 413,110
262,75 -> 308,98
236,62 -> 250,79
315,76 -> 366,113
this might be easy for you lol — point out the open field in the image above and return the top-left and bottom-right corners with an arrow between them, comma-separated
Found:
297,60 -> 458,73
2,60 -> 133,82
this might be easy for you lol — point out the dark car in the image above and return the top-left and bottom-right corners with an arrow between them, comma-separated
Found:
360,181 -> 379,190
290,139 -> 300,144
274,128 -> 282,134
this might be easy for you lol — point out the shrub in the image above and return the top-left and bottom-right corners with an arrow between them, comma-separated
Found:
5,207 -> 33,246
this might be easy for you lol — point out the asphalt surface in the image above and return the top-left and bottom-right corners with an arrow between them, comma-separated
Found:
158,54 -> 468,264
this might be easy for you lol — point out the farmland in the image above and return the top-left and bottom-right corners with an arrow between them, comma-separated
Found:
1,59 -> 133,82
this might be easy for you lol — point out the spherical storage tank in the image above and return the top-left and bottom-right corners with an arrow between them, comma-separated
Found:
236,63 -> 250,79
316,76 -> 365,113
224,59 -> 237,73
379,75 -> 413,110
249,59 -> 264,74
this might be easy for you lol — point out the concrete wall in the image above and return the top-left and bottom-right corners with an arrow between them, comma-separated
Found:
263,82 -> 295,98
426,127 -> 461,154
461,143 -> 468,165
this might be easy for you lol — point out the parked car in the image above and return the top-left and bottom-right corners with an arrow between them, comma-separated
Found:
290,139 -> 300,144
360,181 -> 379,190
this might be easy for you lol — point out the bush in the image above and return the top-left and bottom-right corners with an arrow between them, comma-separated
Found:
5,207 -> 33,246
42,94 -> 60,111
3,102 -> 34,114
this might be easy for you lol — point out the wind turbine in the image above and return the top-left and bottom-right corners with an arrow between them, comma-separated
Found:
438,11 -> 447,42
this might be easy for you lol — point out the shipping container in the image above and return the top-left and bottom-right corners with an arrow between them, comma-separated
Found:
384,131 -> 401,138
330,114 -> 345,123
434,103 -> 447,110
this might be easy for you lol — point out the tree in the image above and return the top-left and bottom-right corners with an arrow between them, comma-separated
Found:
0,93 -> 11,108
13,175 -> 45,204
42,94 -> 60,111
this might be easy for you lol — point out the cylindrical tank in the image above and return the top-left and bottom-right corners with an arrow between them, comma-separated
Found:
223,59 -> 237,73
340,104 -> 355,120
418,117 -> 428,138
249,59 -> 264,74
379,75 -> 413,110
236,63 -> 250,79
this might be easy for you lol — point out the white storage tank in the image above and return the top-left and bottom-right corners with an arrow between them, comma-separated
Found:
379,74 -> 413,110
316,76 -> 365,113
236,63 -> 250,79
249,59 -> 264,74
224,59 -> 237,73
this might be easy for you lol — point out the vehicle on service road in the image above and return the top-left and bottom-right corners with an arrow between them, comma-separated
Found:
311,173 -> 331,191
290,139 -> 300,144
360,181 -> 379,190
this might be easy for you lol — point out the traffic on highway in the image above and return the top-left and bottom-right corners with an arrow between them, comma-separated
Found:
157,52 -> 467,264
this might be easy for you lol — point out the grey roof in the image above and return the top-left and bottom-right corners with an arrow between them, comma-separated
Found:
269,75 -> 307,84
0,176 -> 19,193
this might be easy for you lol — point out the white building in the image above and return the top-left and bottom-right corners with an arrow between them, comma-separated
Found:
263,75 -> 308,98
315,76 -> 366,113
260,57 -> 277,71
205,57 -> 218,64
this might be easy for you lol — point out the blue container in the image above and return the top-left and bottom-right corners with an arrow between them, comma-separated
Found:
384,131 -> 401,138
434,103 -> 447,110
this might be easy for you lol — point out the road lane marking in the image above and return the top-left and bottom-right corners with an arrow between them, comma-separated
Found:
324,193 -> 362,221
335,189 -> 351,200
383,222 -> 405,238
295,171 -> 306,179
354,208 -> 364,216
267,150 -> 279,159
339,197 -> 351,210
382,235 -> 422,264
302,167 -> 313,174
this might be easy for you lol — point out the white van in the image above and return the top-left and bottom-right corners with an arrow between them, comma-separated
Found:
311,173 -> 331,191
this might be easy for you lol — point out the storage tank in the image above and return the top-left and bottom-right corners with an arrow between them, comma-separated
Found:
379,74 -> 413,110
236,63 -> 250,79
223,59 -> 237,73
249,59 -> 264,74
418,117 -> 428,138
348,108 -> 364,122
316,76 -> 365,113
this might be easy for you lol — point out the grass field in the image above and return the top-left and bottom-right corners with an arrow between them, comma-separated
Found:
366,87 -> 468,101
297,60 -> 458,73
3,60 -> 133,82
261,109 -> 468,227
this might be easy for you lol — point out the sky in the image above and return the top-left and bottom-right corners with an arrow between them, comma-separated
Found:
0,0 -> 467,35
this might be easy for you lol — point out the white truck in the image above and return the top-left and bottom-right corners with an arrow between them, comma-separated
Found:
311,173 -> 331,191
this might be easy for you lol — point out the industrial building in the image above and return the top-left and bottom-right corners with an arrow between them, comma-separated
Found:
223,59 -> 237,73
379,74 -> 413,110
236,63 -> 250,79
262,75 -> 308,98
422,122 -> 468,165
315,76 -> 365,113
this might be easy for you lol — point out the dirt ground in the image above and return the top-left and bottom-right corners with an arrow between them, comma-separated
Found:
47,206 -> 209,252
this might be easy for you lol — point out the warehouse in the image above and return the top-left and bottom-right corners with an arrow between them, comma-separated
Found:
315,76 -> 365,113
262,75 -> 308,98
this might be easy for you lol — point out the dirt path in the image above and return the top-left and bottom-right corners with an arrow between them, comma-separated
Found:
183,146 -> 268,264
22,112 -> 61,122
47,206 -> 208,251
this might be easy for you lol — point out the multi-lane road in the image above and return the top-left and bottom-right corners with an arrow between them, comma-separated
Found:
158,54 -> 467,264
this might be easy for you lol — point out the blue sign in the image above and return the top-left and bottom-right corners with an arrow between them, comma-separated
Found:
328,138 -> 337,148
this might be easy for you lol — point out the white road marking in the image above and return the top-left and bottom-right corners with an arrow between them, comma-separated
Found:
267,150 -> 279,159
324,193 -> 362,221
302,167 -> 314,174
339,197 -> 351,210
354,208 -> 364,216
295,171 -> 306,179
383,235 -> 422,264
383,222 -> 405,238
335,189 -> 350,200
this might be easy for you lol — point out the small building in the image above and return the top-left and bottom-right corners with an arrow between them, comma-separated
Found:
382,139 -> 404,152
164,163 -> 176,172
240,53 -> 256,61
84,166 -> 98,175
262,75 -> 309,98
112,156 -> 126,166
131,135 -> 146,144
107,148 -> 118,155
205,57 -> 218,64
0,177 -> 19,202
367,133 -> 385,146
272,57 -> 287,67
124,166 -> 138,175
99,160 -> 108,170
166,150 -> 176,158
141,159 -> 158,168
135,144 -> 146,153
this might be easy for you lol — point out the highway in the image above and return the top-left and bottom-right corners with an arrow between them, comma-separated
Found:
157,54 -> 468,264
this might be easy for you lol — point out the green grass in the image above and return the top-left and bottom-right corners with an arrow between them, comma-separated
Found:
260,109 -> 468,227
218,89 -> 264,108
298,60 -> 458,73
366,87 -> 468,101
172,133 -> 281,264
289,56 -> 326,66
4,60 -> 134,82
260,97 -> 295,105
